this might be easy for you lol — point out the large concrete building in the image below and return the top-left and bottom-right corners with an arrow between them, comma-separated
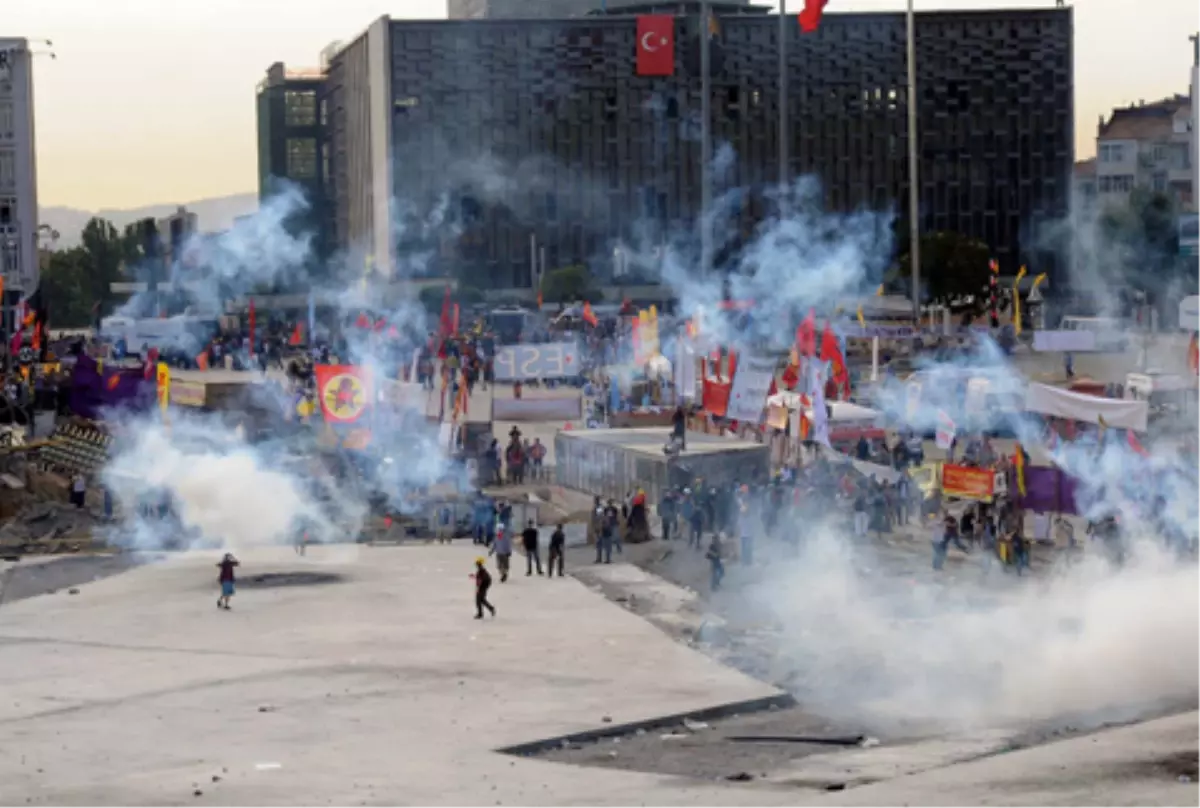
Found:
266,4 -> 1074,292
0,38 -> 39,299
255,62 -> 331,262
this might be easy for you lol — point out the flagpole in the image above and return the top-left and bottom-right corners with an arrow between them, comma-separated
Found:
777,0 -> 788,193
700,0 -> 713,275
905,0 -> 921,326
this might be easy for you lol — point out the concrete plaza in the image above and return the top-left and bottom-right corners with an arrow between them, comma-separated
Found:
0,544 -> 1194,806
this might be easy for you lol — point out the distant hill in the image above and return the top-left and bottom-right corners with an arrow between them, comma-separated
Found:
39,192 -> 260,247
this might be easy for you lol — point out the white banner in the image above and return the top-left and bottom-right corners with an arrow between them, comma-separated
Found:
494,342 -> 581,381
675,340 -> 698,404
935,409 -> 956,450
1024,382 -> 1148,432
726,356 -> 776,423
1033,330 -> 1097,353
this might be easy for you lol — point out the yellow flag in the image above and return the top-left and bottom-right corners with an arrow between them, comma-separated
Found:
156,362 -> 171,420
875,284 -> 884,296
1013,266 -> 1028,336
856,305 -> 866,329
1031,272 -> 1047,291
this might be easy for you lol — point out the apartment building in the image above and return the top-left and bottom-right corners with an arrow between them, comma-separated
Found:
1094,95 -> 1194,211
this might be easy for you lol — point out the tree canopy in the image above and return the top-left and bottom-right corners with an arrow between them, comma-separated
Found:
896,231 -> 992,306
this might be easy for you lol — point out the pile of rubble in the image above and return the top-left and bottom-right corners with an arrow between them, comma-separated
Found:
0,499 -> 103,555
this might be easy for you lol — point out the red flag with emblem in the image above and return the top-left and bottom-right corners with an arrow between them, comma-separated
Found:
315,365 -> 373,424
636,15 -> 674,77
582,302 -> 599,327
819,323 -> 850,400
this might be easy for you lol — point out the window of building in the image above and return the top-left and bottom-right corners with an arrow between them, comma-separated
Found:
319,98 -> 328,127
284,90 -> 318,127
1152,173 -> 1166,192
1151,144 -> 1166,163
285,138 -> 318,179
0,102 -> 13,138
1100,174 -> 1134,193
1099,143 -> 1125,163
0,152 -> 14,191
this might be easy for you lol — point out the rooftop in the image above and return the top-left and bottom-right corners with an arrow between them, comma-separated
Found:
1098,95 -> 1191,141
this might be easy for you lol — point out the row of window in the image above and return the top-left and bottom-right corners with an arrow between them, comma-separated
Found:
1098,142 -> 1127,163
284,90 -> 330,129
1098,174 -> 1134,193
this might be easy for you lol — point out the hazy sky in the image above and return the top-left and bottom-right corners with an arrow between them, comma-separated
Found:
9,0 -> 1198,210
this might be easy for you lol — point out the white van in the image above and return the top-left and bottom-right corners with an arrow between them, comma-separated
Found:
1060,316 -> 1129,353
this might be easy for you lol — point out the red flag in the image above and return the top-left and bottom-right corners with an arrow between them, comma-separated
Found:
354,312 -> 372,329
289,323 -> 303,346
636,15 -> 675,77
1127,430 -> 1150,457
796,309 -> 817,357
248,298 -> 256,356
819,323 -> 850,399
452,303 -> 460,334
315,365 -> 372,424
536,290 -> 543,311
1188,332 -> 1198,377
582,302 -> 599,327
798,0 -> 828,33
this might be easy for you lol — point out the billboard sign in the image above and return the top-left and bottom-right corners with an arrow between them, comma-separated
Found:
1180,213 -> 1198,257
494,342 -> 581,381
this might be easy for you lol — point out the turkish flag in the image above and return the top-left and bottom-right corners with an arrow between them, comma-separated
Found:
636,15 -> 674,76
798,0 -> 828,34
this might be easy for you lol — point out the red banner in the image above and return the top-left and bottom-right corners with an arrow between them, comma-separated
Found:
315,365 -> 373,424
702,378 -> 731,417
636,15 -> 675,76
941,464 -> 995,501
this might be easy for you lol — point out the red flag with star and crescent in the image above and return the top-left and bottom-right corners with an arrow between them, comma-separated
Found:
315,365 -> 373,424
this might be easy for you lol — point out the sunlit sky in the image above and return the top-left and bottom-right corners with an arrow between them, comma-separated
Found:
9,0 -> 1198,210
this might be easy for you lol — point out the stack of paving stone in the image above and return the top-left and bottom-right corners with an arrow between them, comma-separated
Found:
38,424 -> 112,477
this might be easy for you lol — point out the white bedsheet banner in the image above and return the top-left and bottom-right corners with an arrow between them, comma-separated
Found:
726,356 -> 776,423
1025,382 -> 1148,432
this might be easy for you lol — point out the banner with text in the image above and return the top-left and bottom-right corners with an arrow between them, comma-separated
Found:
941,464 -> 996,501
494,342 -> 582,382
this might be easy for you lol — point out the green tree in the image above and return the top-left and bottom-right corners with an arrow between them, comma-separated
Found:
540,265 -> 598,304
77,217 -> 126,322
39,247 -> 92,328
897,231 -> 991,306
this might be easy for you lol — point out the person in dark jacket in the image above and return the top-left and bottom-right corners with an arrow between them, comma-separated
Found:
521,520 -> 543,576
548,523 -> 566,577
473,557 -> 496,619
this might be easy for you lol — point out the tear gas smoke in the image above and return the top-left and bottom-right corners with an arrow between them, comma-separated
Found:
658,174 -> 894,354
102,413 -> 359,552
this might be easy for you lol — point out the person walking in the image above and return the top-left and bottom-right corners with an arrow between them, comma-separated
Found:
548,523 -> 566,577
595,502 -> 615,564
522,519 -> 543,576
659,488 -> 677,541
216,552 -> 239,610
473,557 -> 496,619
490,522 -> 513,582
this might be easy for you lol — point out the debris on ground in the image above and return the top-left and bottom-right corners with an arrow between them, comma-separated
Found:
682,719 -> 709,732
725,772 -> 754,782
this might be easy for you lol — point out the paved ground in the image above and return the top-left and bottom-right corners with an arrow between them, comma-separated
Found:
0,542 -> 1194,806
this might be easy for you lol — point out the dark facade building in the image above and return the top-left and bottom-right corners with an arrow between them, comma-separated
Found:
255,62 -> 331,262
319,6 -> 1073,290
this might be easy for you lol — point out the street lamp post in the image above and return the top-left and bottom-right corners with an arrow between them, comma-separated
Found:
905,0 -> 921,326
